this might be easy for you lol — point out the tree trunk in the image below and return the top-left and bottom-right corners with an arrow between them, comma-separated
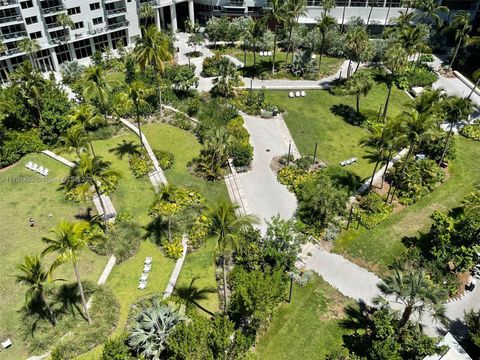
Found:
381,150 -> 393,188
73,262 -> 92,324
286,25 -> 293,64
341,5 -> 346,32
389,143 -> 414,203
398,305 -> 413,328
369,160 -> 380,189
467,77 -> 480,100
89,141 -> 96,157
366,6 -> 373,31
356,93 -> 361,114
383,83 -> 393,121
41,291 -> 56,325
222,256 -> 228,313
439,123 -> 453,165
347,59 -> 352,79
318,44 -> 324,71
272,26 -> 278,74
449,39 -> 462,69
193,301 -> 215,316
154,68 -> 163,116
94,184 -> 109,233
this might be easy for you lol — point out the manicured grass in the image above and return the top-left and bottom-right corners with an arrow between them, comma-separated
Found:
334,137 -> 480,272
254,275 -> 351,359
216,47 -> 343,80
265,87 -> 411,179
0,154 -> 108,360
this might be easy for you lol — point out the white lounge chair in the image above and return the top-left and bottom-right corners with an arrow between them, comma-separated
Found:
295,91 -> 301,97
1,338 -> 12,349
31,163 -> 39,171
140,273 -> 148,281
144,256 -> 152,265
259,51 -> 264,56
289,92 -> 294,98
25,161 -> 33,169
138,281 -> 147,290
340,161 -> 345,166
268,51 -> 272,56
301,91 -> 306,97
37,166 -> 45,174
143,264 -> 151,273
43,169 -> 49,176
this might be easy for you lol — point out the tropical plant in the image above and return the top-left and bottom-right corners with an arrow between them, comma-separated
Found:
18,38 -> 40,69
446,11 -> 473,69
195,127 -> 232,179
316,14 -> 337,70
284,0 -> 307,63
58,125 -> 89,157
210,58 -> 241,98
134,26 -> 172,115
128,301 -> 188,359
382,43 -> 409,121
416,0 -> 449,28
262,0 -> 286,74
82,66 -> 118,119
56,13 -> 74,50
346,70 -> 374,114
139,3 -> 155,27
42,220 -> 92,324
206,201 -> 258,312
16,255 -> 57,324
173,277 -> 216,316
468,68 -> 480,100
344,25 -> 371,78
68,104 -> 105,156
404,88 -> 444,117
360,125 -> 390,189
396,24 -> 430,60
375,268 -> 447,328
319,0 -> 336,16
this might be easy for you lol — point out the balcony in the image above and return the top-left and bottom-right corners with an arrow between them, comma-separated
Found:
0,0 -> 18,8
0,14 -> 22,24
0,30 -> 27,41
106,21 -> 129,30
139,0 -> 160,6
106,7 -> 126,17
41,4 -> 66,15
46,22 -> 62,29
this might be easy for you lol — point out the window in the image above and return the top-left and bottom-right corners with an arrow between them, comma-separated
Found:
20,1 -> 33,9
67,7 -> 81,15
93,17 -> 103,25
73,39 -> 93,59
90,3 -> 101,10
25,16 -> 38,25
93,34 -> 108,52
29,31 -> 42,40
74,21 -> 84,29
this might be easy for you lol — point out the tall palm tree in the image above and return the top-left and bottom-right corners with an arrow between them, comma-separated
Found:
67,154 -> 120,232
56,13 -> 74,60
416,0 -> 449,28
82,66 -> 117,120
173,277 -> 216,316
16,255 -> 57,324
211,58 -> 240,98
346,70 -> 374,114
344,25 -> 370,78
139,3 -> 155,28
18,38 -> 40,70
58,125 -> 89,157
284,0 -> 307,64
382,43 -> 408,121
467,68 -> 480,100
394,10 -> 415,29
245,19 -> 265,67
206,201 -> 258,312
401,0 -> 418,15
446,11 -> 472,69
319,0 -> 335,16
262,0 -> 285,74
128,301 -> 188,359
116,81 -> 153,153
397,24 -> 430,61
134,26 -> 172,116
42,220 -> 92,324
316,14 -> 337,70
439,96 -> 474,164
360,126 -> 390,189
375,268 -> 446,328
404,88 -> 444,117
68,104 -> 105,156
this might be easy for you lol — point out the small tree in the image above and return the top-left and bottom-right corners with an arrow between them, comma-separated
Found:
187,32 -> 204,53
211,58 -> 241,98
346,70 -> 374,114
446,11 -> 472,69
382,43 -> 408,121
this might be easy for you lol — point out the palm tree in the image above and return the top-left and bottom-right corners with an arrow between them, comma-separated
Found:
404,88 -> 444,116
439,96 -> 474,164
16,255 -> 57,324
382,43 -> 408,121
197,127 -> 232,179
319,0 -> 335,16
134,26 -> 172,116
67,154 -> 120,232
401,0 -> 418,15
173,277 -> 216,316
467,68 -> 480,100
396,24 -> 430,61
56,13 -> 74,60
42,220 -> 92,324
245,19 -> 265,68
262,0 -> 285,74
139,3 -> 155,28
360,126 -> 390,189
68,104 -> 105,156
284,0 -> 307,64
375,268 -> 446,328
446,11 -> 472,69
346,70 -> 374,114
116,80 -> 153,153
211,58 -> 241,98
151,184 -> 182,243
344,25 -> 370,78
206,201 -> 258,312
416,0 -> 449,28
82,66 -> 117,119
316,14 -> 337,70
128,300 -> 188,359
18,38 -> 40,69
58,125 -> 89,157
394,10 -> 415,29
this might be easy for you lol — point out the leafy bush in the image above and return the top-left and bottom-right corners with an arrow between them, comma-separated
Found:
101,334 -> 134,359
234,90 -> 267,115
60,61 -> 85,85
358,192 -> 393,229
287,51 -> 318,78
128,154 -> 152,178
171,112 -> 194,131
230,142 -> 253,168
418,131 -> 456,162
0,130 -> 45,168
201,54 -> 224,77
163,235 -> 184,260
187,214 -> 211,251
186,96 -> 201,116
395,64 -> 438,90
154,149 -> 175,169
460,124 -> 480,141
465,310 -> 480,351
277,166 -> 315,193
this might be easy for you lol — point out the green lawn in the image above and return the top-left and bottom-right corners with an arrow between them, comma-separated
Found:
334,137 -> 480,272
253,275 -> 351,359
216,47 -> 343,80
265,87 -> 411,179
0,154 -> 108,360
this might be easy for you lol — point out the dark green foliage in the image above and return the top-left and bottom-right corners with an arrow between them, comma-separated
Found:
296,171 -> 349,231
101,334 -> 134,360
128,154 -> 152,178
460,124 -> 480,141
227,116 -> 253,168
465,309 -> 480,351
165,64 -> 199,92
418,131 -> 456,162
388,159 -> 445,205
395,64 -> 438,90
358,192 -> 393,229
0,130 -> 45,167
154,149 -> 175,169
235,89 -> 268,115
40,85 -> 72,144
171,112 -> 194,131
60,61 -> 86,85
201,55 -> 225,77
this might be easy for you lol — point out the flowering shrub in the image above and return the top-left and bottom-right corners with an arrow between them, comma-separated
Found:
460,124 -> 480,141
129,154 -> 152,178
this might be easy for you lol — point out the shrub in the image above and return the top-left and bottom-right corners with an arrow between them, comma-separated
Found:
460,124 -> 480,141
101,334 -> 134,359
0,130 -> 45,168
154,149 -> 175,169
186,96 -> 201,116
128,154 -> 152,178
395,64 -> 438,90
163,235 -> 184,260
187,214 -> 211,251
230,142 -> 253,168
358,192 -> 393,229
60,61 -> 85,85
234,90 -> 267,115
419,131 -> 456,162
277,166 -> 315,193
201,54 -> 224,77
171,112 -> 194,131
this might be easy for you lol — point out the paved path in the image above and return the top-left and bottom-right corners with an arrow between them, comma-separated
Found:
163,235 -> 188,298
236,113 -> 297,233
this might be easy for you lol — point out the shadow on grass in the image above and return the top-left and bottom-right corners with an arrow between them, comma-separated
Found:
330,104 -> 365,126
109,140 -> 141,160
241,59 -> 286,78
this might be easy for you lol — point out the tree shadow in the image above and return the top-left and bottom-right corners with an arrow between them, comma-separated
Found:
143,216 -> 169,245
330,104 -> 365,126
327,167 -> 363,194
109,140 -> 141,160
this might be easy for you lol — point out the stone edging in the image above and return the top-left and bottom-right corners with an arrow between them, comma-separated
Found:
454,71 -> 480,98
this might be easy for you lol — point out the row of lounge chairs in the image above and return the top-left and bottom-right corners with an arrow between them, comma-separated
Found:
340,157 -> 358,166
138,256 -> 152,290
289,91 -> 307,98
25,161 -> 49,176
259,51 -> 272,56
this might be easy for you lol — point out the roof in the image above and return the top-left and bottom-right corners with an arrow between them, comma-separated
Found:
423,333 -> 472,360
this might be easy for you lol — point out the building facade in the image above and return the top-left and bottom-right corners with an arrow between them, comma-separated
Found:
1,0 -> 479,82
